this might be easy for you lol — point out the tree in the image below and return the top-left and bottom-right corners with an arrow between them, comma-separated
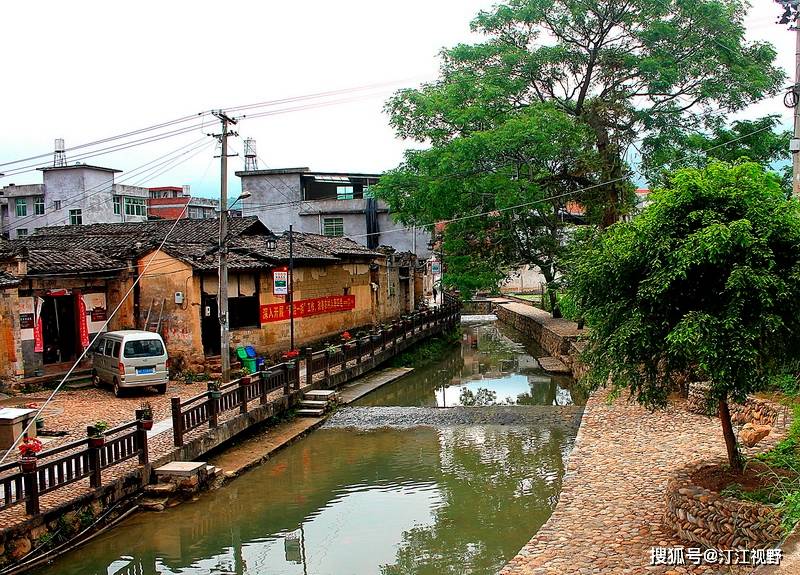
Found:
640,115 -> 792,193
383,0 -> 784,229
568,161 -> 800,471
379,103 -> 599,295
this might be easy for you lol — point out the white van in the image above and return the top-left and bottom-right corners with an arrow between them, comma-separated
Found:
90,330 -> 169,397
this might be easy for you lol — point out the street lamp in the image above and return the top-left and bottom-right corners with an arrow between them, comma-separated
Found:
265,225 -> 295,350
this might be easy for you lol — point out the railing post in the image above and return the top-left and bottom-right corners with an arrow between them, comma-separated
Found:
87,426 -> 102,489
259,371 -> 268,405
293,359 -> 301,390
239,376 -> 250,414
171,397 -> 184,447
134,410 -> 150,465
282,362 -> 290,395
323,350 -> 331,388
209,392 -> 219,429
22,460 -> 40,516
305,347 -> 314,386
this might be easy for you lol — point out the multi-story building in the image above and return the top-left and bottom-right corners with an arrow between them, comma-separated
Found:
235,167 -> 431,259
0,164 -> 150,239
147,186 -> 220,220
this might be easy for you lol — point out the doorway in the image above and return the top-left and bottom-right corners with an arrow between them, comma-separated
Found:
201,293 -> 221,355
40,294 -> 77,364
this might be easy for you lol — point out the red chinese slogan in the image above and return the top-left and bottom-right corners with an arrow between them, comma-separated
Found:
260,295 -> 356,324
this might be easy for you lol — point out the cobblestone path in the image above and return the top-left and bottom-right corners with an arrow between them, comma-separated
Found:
500,389 -> 790,575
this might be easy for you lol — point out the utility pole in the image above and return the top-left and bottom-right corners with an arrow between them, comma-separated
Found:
289,224 -> 295,350
775,0 -> 800,197
212,110 -> 238,382
793,26 -> 800,198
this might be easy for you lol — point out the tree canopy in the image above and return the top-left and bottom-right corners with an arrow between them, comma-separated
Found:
568,161 -> 800,468
378,0 -> 784,295
640,115 -> 792,192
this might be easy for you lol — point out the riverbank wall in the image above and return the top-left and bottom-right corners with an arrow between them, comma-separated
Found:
492,301 -> 588,379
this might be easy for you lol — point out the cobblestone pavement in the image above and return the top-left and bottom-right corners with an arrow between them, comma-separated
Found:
500,389 -> 790,575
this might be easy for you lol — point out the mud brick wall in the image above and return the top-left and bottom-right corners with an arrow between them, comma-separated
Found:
664,463 -> 785,549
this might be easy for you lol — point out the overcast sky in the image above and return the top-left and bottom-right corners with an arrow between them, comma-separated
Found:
0,0 -> 793,198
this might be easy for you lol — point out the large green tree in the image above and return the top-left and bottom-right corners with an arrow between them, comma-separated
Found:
568,161 -> 800,471
379,0 -> 784,294
380,103 -> 598,294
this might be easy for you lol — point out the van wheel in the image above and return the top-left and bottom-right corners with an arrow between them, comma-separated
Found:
91,371 -> 101,387
113,379 -> 125,398
156,384 -> 167,395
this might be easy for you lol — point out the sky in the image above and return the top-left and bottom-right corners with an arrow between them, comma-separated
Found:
0,0 -> 795,198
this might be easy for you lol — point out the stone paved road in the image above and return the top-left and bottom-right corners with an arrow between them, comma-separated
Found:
500,390 -> 790,575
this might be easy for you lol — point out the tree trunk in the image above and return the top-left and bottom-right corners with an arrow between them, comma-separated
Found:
584,106 -> 624,228
718,399 -> 743,473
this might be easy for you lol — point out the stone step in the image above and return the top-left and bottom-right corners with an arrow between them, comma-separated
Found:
299,399 -> 328,408
140,497 -> 169,511
537,356 -> 571,374
305,389 -> 338,400
144,483 -> 177,496
296,408 -> 325,417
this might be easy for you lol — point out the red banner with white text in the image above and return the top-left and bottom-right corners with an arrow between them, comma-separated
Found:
260,295 -> 356,324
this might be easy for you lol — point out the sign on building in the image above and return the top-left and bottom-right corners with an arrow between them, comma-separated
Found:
260,295 -> 356,324
431,261 -> 442,274
273,269 -> 288,295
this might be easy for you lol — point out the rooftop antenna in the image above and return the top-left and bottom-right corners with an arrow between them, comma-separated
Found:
53,138 -> 66,167
244,138 -> 258,171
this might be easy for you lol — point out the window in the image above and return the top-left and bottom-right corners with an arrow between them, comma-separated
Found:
53,200 -> 62,210
16,228 -> 28,238
336,186 -> 354,200
15,198 -> 26,217
112,341 -> 121,358
34,196 -> 45,215
104,339 -> 114,356
229,273 -> 260,329
363,185 -> 375,199
188,207 -> 202,219
124,197 -> 147,217
113,197 -> 121,215
123,339 -> 165,358
69,209 -> 82,225
323,217 -> 344,237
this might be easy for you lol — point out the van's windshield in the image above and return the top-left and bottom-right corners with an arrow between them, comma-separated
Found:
123,339 -> 165,358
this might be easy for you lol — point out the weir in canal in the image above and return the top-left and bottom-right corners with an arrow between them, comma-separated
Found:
32,317 -> 584,575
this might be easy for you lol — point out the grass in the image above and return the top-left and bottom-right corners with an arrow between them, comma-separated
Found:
753,404 -> 800,532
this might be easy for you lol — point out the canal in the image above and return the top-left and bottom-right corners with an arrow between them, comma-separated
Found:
31,318 -> 583,575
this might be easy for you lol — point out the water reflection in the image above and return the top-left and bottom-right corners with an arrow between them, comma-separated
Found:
32,426 -> 575,575
356,320 -> 586,408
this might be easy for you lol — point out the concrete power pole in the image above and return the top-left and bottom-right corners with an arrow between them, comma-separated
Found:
213,110 -> 238,382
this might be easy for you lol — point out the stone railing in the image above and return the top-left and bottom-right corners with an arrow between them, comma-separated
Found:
664,463 -> 785,549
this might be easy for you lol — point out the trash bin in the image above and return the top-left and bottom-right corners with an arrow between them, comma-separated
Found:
236,346 -> 257,374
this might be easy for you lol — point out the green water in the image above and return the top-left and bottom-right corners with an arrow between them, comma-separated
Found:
357,320 -> 586,408
32,320 -> 580,575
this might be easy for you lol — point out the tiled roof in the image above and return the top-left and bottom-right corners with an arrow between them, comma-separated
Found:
13,217 -> 378,275
0,271 -> 20,289
291,232 -> 378,259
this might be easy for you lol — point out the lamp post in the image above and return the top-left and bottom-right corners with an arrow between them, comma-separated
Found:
265,224 -> 295,350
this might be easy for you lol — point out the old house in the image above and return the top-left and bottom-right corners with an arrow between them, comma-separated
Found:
0,217 -> 420,385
